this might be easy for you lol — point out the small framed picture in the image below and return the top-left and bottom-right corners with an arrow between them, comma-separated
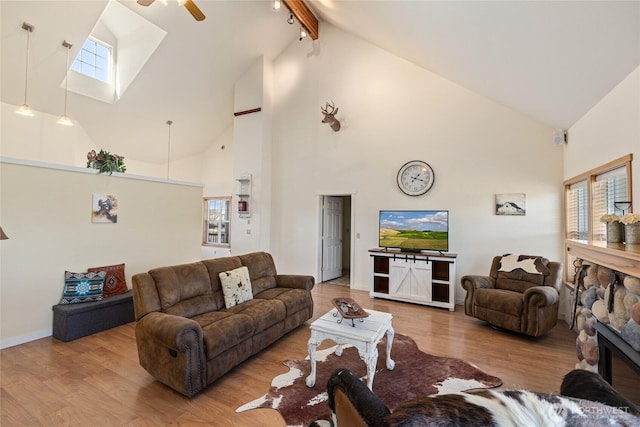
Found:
92,194 -> 118,223
495,193 -> 526,216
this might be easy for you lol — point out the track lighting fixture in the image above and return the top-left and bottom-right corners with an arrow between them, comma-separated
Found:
57,40 -> 73,126
299,26 -> 307,41
16,22 -> 35,117
287,12 -> 295,24
272,0 -> 281,11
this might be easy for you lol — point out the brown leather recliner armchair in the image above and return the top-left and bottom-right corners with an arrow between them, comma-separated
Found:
461,254 -> 563,337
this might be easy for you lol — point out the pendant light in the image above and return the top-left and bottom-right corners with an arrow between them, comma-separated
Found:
57,40 -> 73,126
16,22 -> 35,117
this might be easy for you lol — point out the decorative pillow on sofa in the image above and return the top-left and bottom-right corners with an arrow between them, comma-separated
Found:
61,270 -> 106,304
219,266 -> 253,309
88,263 -> 128,297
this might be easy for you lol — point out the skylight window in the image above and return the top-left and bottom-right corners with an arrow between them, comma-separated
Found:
71,38 -> 111,83
64,0 -> 166,104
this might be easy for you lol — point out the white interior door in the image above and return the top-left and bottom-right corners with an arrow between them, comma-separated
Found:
322,196 -> 343,281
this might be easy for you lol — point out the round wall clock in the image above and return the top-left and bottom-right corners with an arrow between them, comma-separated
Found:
397,160 -> 435,196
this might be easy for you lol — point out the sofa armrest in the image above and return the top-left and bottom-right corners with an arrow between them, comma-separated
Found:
137,311 -> 203,350
327,368 -> 390,427
276,274 -> 315,291
460,275 -> 496,292
461,275 -> 495,316
135,312 -> 206,397
523,285 -> 559,308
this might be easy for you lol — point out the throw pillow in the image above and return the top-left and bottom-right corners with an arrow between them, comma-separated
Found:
61,271 -> 106,304
219,266 -> 253,309
88,263 -> 128,297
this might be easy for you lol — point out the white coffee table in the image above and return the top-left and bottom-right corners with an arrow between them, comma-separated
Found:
306,308 -> 394,390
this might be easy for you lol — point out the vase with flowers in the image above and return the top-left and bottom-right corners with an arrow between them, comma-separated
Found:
620,213 -> 640,244
86,149 -> 126,175
601,214 -> 624,243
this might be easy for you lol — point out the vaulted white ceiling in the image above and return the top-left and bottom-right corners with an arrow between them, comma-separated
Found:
2,1 -> 639,164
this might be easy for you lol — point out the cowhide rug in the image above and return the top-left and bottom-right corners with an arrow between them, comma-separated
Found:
236,333 -> 502,427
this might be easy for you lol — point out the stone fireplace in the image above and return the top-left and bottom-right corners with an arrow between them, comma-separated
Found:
571,262 -> 639,366
566,240 -> 640,404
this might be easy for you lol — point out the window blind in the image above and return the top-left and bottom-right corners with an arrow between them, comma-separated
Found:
566,181 -> 587,240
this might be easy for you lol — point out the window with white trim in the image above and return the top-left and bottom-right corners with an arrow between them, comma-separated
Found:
71,37 -> 111,83
564,154 -> 633,242
203,197 -> 231,246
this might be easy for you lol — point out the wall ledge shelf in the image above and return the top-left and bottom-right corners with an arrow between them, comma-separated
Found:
565,239 -> 640,278
0,157 -> 204,188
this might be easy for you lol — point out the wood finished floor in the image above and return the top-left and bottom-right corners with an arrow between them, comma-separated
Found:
1,283 -> 577,426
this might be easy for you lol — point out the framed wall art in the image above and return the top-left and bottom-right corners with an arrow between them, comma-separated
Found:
92,194 -> 118,223
495,193 -> 526,216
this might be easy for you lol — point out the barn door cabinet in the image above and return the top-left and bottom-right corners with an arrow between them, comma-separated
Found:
369,249 -> 457,311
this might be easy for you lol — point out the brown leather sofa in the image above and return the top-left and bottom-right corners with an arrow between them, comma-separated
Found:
461,254 -> 562,337
132,252 -> 314,397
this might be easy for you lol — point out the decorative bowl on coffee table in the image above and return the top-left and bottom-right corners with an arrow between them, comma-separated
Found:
331,297 -> 369,327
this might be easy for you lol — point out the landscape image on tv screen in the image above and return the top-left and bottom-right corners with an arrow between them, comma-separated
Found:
379,210 -> 448,252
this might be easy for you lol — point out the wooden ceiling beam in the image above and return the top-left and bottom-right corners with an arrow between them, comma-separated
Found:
283,0 -> 319,40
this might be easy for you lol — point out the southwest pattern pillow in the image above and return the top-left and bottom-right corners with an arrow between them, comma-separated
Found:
219,266 -> 253,309
88,263 -> 128,297
61,270 -> 106,304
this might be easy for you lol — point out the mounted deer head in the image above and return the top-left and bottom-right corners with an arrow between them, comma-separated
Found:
321,101 -> 341,132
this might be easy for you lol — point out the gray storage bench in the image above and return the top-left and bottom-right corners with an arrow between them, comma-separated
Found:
52,290 -> 134,342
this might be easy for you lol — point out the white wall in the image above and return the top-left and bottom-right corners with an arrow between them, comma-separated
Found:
200,125 -> 234,260
231,57 -> 274,255
565,65 -> 639,204
269,24 -> 563,298
1,102 -> 95,167
1,102 -> 209,182
0,160 -> 203,348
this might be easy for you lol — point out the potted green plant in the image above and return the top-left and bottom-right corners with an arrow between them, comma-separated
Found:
86,149 -> 126,175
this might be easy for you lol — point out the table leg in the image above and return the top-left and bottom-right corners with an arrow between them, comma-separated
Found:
306,338 -> 320,387
385,325 -> 395,370
363,346 -> 378,390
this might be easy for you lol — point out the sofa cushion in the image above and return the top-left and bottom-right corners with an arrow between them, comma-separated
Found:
193,311 -> 254,359
202,257 -> 243,310
61,271 -> 105,304
226,299 -> 286,333
255,287 -> 313,316
88,263 -> 128,297
496,272 -> 544,292
150,262 -> 217,317
219,266 -> 253,309
239,252 -> 278,294
475,288 -> 523,317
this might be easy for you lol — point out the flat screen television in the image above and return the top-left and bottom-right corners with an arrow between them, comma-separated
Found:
379,210 -> 449,253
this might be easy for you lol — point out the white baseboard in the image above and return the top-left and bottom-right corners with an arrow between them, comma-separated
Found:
1,328 -> 52,349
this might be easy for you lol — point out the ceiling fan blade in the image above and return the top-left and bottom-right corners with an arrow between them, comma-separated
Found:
137,0 -> 155,6
184,0 -> 206,21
